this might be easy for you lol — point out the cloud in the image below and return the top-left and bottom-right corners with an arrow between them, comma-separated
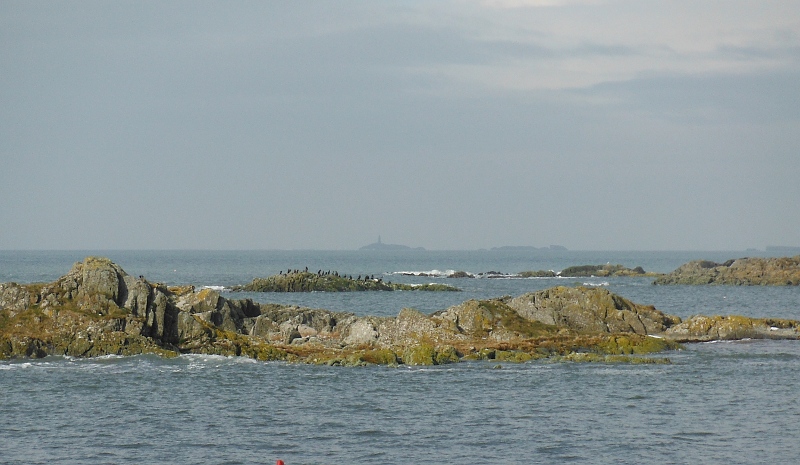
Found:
1,1 -> 799,249
580,69 -> 800,124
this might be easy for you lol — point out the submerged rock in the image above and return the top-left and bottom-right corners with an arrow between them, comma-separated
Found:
654,256 -> 800,285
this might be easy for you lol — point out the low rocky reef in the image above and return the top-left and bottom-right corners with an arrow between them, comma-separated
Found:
654,256 -> 800,285
1,257 -> 798,365
402,264 -> 660,279
520,264 -> 661,278
232,270 -> 459,292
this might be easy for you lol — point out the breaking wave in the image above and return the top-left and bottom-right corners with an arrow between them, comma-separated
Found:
200,285 -> 229,292
389,270 -> 552,279
390,270 -> 457,278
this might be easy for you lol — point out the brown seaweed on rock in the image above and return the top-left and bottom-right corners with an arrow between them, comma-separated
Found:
2,257 -> 798,365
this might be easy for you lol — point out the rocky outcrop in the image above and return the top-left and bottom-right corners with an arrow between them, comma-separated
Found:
558,264 -> 659,277
233,270 -> 459,292
664,315 -> 800,342
507,286 -> 681,335
2,257 -> 798,365
654,256 -> 800,285
517,270 -> 558,278
519,264 -> 659,278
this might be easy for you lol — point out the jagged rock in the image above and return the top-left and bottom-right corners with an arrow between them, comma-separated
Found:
121,275 -> 153,317
506,286 -> 681,335
344,318 -> 382,345
376,308 -> 444,346
77,257 -> 125,302
664,315 -> 800,342
0,283 -> 32,313
1,256 -> 797,364
654,256 -> 800,285
402,343 -> 436,365
431,299 -> 559,340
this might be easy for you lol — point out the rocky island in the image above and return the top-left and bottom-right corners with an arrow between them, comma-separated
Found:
654,255 -> 800,285
442,264 -> 660,279
359,236 -> 424,251
1,257 -> 798,365
232,270 -> 459,292
519,264 -> 661,278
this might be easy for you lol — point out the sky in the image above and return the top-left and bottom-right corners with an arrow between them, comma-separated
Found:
1,0 -> 799,251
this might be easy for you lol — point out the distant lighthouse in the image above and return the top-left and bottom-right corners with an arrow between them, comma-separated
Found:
378,235 -> 382,244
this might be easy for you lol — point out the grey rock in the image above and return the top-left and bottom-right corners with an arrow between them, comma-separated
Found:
507,286 -> 681,335
654,256 -> 800,285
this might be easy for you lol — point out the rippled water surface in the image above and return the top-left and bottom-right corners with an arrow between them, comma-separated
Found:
3,343 -> 800,465
2,250 -> 800,464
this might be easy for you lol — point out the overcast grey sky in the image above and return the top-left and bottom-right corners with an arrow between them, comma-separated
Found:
2,1 -> 799,250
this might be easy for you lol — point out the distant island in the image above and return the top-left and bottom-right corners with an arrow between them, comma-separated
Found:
491,245 -> 568,251
766,246 -> 800,254
359,236 -> 425,251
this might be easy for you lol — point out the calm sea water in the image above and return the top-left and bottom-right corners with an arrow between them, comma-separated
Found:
2,250 -> 800,464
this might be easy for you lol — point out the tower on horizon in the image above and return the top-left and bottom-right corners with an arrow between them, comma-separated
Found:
378,235 -> 381,244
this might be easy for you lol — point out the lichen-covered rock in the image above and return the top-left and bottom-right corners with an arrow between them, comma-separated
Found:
0,283 -> 33,313
654,256 -> 800,285
343,317 -> 383,345
232,270 -> 460,292
402,343 -> 436,365
494,349 -> 534,363
507,286 -> 680,335
5,256 -> 796,365
664,315 -> 800,342
77,257 -> 125,302
431,299 -> 558,339
121,275 -> 152,317
595,334 -> 681,354
434,345 -> 461,364
376,308 -> 444,346
360,348 -> 400,365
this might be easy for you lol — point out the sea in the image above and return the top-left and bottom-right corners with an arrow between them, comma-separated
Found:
2,249 -> 799,465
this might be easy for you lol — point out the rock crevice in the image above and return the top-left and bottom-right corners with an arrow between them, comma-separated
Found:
2,257 -> 798,364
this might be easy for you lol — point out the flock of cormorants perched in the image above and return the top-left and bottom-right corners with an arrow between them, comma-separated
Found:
277,268 -> 383,283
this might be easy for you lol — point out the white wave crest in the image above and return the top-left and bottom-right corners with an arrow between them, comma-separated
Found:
200,285 -> 229,291
391,270 -> 456,278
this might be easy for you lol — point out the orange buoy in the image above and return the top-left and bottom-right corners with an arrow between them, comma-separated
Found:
276,461 -> 285,465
